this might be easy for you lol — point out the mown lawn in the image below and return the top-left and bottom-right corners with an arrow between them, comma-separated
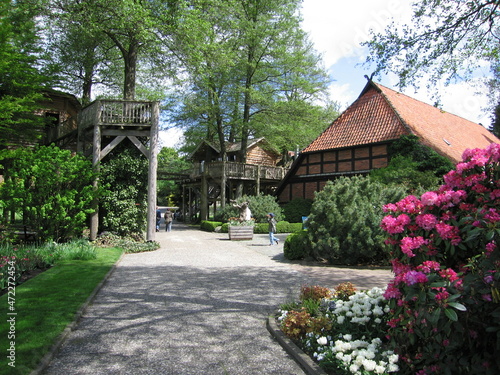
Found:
0,247 -> 123,375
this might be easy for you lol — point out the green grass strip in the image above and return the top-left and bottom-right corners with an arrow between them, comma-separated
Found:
0,247 -> 123,375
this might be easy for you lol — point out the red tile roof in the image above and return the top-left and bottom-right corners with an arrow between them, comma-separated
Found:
303,81 -> 500,163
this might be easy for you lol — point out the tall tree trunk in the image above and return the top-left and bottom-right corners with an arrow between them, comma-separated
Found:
123,43 -> 138,100
106,32 -> 139,100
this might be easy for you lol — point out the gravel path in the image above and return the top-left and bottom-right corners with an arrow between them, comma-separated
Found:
42,222 -> 393,375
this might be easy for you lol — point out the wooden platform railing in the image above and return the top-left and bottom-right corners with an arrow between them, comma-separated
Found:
185,161 -> 288,181
79,100 -> 155,128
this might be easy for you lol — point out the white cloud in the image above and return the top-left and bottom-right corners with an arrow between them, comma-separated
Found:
301,0 -> 412,65
159,128 -> 184,149
302,0 -> 493,126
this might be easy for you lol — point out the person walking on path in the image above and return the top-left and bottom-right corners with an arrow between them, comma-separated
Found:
164,208 -> 173,232
267,213 -> 279,245
156,207 -> 162,232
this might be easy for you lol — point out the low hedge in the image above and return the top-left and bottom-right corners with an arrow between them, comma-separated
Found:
200,221 -> 223,232
219,221 -> 303,234
284,229 -> 310,260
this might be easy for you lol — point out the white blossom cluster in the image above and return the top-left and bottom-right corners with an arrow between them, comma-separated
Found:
277,309 -> 288,322
299,287 -> 399,374
331,335 -> 398,374
332,287 -> 390,325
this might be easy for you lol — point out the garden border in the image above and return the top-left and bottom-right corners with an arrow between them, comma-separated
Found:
29,251 -> 125,375
266,314 -> 327,375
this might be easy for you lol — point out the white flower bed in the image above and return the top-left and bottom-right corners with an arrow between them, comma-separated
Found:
283,287 -> 399,374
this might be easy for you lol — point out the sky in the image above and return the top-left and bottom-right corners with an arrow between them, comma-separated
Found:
160,0 -> 493,148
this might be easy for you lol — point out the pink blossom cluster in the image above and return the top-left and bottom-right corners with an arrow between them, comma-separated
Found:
381,144 -> 500,373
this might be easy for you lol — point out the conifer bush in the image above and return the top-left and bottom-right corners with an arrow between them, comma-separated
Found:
283,198 -> 313,223
283,230 -> 310,260
307,176 -> 406,265
381,144 -> 500,374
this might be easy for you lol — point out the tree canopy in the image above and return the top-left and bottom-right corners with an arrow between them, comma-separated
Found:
167,0 -> 338,157
0,0 -> 51,146
364,0 -> 500,106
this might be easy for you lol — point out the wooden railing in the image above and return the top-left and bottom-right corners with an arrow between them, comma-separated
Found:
79,100 -> 155,128
185,161 -> 288,181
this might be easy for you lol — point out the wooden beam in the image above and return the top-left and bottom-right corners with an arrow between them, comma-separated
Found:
100,136 -> 125,160
128,136 -> 149,158
102,129 -> 151,137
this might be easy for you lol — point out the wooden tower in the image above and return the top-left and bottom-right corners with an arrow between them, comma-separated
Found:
77,100 -> 160,241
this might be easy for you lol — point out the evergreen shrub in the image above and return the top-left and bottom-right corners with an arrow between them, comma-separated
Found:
200,221 -> 222,232
381,144 -> 500,374
100,148 -> 148,237
307,176 -> 407,265
253,221 -> 302,234
284,230 -> 310,260
283,198 -> 313,223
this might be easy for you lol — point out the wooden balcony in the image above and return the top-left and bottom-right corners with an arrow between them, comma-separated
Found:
79,100 -> 155,131
185,161 -> 288,182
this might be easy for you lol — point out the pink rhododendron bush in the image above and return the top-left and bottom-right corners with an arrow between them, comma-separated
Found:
381,144 -> 500,374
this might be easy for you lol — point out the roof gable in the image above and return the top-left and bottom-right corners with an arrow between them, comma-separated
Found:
375,83 -> 498,163
303,81 -> 500,163
303,85 -> 408,153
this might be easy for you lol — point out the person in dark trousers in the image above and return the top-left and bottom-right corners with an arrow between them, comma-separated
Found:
267,213 -> 279,246
156,207 -> 162,232
164,209 -> 173,232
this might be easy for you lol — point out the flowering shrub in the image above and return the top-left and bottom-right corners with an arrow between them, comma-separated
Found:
279,308 -> 332,340
381,144 -> 500,374
300,285 -> 332,301
278,285 -> 398,374
333,282 -> 357,301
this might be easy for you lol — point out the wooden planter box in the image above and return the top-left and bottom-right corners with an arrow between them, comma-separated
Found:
228,225 -> 254,240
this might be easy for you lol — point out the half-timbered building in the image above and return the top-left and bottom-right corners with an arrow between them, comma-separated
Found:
276,80 -> 500,203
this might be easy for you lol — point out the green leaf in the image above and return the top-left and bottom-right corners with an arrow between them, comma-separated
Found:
429,307 -> 441,324
445,308 -> 458,321
448,302 -> 467,311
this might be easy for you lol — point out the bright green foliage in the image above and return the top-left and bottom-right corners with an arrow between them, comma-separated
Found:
99,148 -> 148,236
253,221 -> 301,234
370,155 -> 441,194
157,147 -> 190,206
282,198 -> 313,223
0,146 -> 97,242
388,135 -> 454,177
307,176 -> 407,265
0,0 -> 50,146
284,230 -> 310,260
370,135 -> 454,195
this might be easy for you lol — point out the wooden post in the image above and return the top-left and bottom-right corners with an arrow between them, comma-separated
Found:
220,159 -> 226,209
200,167 -> 208,221
146,102 -> 159,241
188,187 -> 192,223
89,102 -> 101,241
256,165 -> 261,195
182,184 -> 186,223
